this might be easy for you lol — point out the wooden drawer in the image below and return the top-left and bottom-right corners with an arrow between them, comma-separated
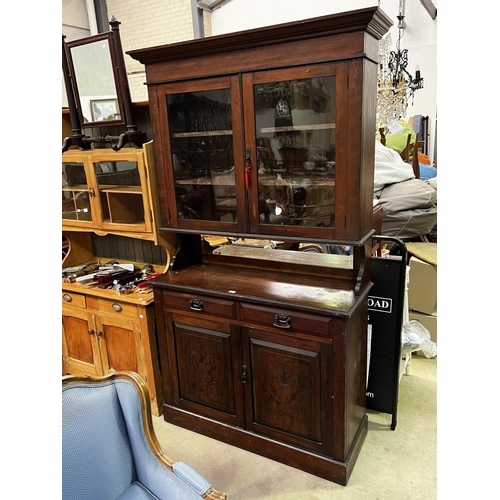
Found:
240,303 -> 331,338
96,298 -> 137,318
62,291 -> 86,309
160,290 -> 237,320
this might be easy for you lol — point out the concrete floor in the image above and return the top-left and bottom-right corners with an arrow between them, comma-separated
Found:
152,355 -> 437,499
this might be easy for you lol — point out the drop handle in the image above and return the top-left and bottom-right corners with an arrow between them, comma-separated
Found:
189,299 -> 204,312
273,314 -> 292,329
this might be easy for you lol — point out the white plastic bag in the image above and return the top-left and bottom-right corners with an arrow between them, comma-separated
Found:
401,320 -> 437,358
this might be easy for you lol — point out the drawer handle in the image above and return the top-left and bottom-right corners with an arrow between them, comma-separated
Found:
274,314 -> 291,329
189,299 -> 204,312
63,294 -> 72,303
112,303 -> 122,312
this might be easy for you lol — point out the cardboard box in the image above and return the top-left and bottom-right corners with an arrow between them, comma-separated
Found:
408,256 -> 437,315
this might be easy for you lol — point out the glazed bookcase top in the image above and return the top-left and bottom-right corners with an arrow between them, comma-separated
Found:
127,7 -> 392,246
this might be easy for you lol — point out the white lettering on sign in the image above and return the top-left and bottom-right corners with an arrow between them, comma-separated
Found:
368,296 -> 392,313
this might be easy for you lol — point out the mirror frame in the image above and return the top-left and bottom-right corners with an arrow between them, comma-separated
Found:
62,17 -> 145,152
65,31 -> 125,129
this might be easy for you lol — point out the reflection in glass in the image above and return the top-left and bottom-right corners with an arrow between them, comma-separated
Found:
94,160 -> 144,224
70,39 -> 120,124
62,162 -> 92,221
167,89 -> 236,223
254,76 -> 336,228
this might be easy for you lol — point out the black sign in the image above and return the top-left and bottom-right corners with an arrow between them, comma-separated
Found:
366,237 -> 407,430
368,295 -> 392,313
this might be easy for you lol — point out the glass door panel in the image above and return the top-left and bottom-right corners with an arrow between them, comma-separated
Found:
93,159 -> 144,225
167,88 -> 238,224
62,161 -> 92,222
249,68 -> 337,234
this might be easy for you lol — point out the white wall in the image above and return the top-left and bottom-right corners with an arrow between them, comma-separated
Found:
211,0 -> 438,164
62,0 -> 91,41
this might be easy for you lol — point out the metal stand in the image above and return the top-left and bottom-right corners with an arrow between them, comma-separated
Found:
366,236 -> 407,430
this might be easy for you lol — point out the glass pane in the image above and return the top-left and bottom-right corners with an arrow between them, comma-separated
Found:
167,89 -> 236,223
70,39 -> 120,124
62,161 -> 92,221
94,160 -> 144,224
254,76 -> 336,228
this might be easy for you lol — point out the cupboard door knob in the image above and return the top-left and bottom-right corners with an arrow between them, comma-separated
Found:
96,330 -> 103,337
88,187 -> 96,197
242,365 -> 248,384
112,303 -> 122,312
189,299 -> 204,312
63,294 -> 72,302
88,328 -> 95,335
273,314 -> 291,329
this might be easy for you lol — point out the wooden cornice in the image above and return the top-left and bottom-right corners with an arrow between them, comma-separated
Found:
128,7 -> 392,65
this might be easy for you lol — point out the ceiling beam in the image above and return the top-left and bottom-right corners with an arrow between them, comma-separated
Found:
420,0 -> 437,19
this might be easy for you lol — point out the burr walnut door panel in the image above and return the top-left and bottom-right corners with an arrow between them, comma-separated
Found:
168,313 -> 245,428
242,327 -> 334,456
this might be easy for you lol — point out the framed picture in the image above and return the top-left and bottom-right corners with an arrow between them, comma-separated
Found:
90,98 -> 120,122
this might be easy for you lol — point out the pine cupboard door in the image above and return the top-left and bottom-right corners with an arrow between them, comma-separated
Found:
88,150 -> 153,234
241,327 -> 334,456
95,313 -> 146,381
62,307 -> 103,376
62,153 -> 95,229
166,313 -> 245,428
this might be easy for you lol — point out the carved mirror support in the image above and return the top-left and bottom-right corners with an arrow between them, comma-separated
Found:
62,17 -> 146,152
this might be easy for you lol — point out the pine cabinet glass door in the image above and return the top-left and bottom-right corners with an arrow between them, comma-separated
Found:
90,152 -> 151,232
243,64 -> 342,240
62,159 -> 93,226
62,148 -> 153,234
160,76 -> 246,232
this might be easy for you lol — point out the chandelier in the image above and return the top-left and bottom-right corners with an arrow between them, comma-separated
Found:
376,14 -> 424,128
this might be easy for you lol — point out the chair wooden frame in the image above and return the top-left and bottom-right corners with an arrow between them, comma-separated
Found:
399,133 -> 424,179
379,128 -> 425,179
62,371 -> 227,500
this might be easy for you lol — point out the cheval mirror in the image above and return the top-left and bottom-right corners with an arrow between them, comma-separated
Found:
62,16 -> 145,152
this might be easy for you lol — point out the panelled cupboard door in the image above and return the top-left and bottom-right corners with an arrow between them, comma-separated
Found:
166,313 -> 245,428
95,314 -> 145,378
242,63 -> 348,241
241,327 -> 334,456
62,307 -> 103,376
156,76 -> 247,233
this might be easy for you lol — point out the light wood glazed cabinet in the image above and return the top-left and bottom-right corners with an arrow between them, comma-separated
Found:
128,7 -> 392,484
62,141 -> 177,416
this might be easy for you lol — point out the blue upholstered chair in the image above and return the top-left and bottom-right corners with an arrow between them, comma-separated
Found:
62,371 -> 227,500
